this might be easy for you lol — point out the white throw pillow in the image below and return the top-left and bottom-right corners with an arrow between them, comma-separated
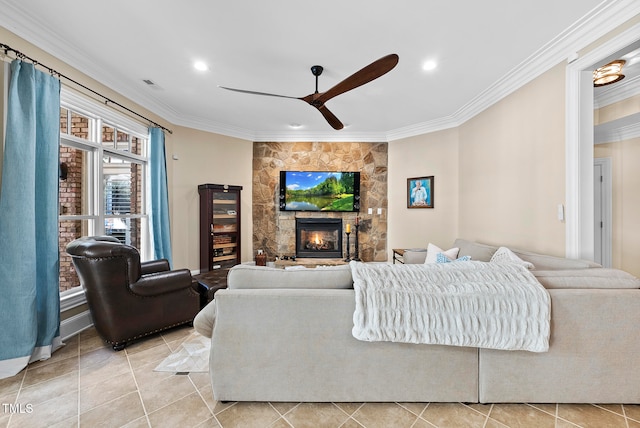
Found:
424,243 -> 459,264
490,246 -> 535,270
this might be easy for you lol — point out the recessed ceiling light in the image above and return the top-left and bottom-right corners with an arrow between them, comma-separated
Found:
422,60 -> 437,71
194,61 -> 209,71
289,123 -> 302,129
593,60 -> 625,87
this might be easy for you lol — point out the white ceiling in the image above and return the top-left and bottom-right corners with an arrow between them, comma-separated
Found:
0,0 -> 636,141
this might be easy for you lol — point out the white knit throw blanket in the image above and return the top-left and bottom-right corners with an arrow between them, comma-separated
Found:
350,261 -> 550,352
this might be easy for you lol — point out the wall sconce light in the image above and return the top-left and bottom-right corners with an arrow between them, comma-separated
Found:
593,60 -> 625,87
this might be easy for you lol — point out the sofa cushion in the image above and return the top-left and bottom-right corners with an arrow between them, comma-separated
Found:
510,249 -> 601,270
227,264 -> 353,289
490,247 -> 535,270
533,269 -> 640,289
454,238 -> 601,270
402,248 -> 428,264
453,239 -> 497,262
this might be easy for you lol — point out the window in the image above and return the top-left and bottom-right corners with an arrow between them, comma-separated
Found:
58,90 -> 150,294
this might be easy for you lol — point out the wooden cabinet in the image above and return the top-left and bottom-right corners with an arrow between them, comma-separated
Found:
198,184 -> 242,286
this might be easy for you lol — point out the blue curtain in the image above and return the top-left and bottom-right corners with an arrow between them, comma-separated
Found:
149,127 -> 173,266
0,60 -> 61,379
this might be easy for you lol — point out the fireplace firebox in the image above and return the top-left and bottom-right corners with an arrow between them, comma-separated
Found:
296,218 -> 343,258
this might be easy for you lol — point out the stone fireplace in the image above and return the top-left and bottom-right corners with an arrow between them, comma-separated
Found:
296,218 -> 342,258
253,142 -> 388,262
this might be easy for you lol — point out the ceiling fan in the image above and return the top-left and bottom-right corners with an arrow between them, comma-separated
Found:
219,54 -> 399,130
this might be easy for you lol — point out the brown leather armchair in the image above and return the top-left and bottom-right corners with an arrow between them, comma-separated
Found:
66,236 -> 200,350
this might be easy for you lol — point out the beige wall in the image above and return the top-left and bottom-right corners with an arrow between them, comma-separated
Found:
389,63 -> 568,258
167,126 -> 253,270
388,128 -> 459,252
456,63 -> 567,257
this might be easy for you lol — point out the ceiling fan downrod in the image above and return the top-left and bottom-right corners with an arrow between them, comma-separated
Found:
310,65 -> 323,94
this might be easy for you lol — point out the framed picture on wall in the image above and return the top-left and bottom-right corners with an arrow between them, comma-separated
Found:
407,176 -> 434,208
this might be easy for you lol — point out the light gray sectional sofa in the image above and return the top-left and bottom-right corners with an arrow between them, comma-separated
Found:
194,239 -> 640,403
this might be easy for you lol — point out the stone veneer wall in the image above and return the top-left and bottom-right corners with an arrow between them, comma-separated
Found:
253,142 -> 388,262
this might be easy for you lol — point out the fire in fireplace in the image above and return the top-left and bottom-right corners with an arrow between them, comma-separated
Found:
296,218 -> 343,258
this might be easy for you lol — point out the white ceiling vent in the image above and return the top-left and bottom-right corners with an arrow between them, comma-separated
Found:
142,79 -> 162,90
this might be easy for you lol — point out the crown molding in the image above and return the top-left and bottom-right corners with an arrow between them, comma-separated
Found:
252,131 -> 391,143
594,111 -> 640,143
384,116 -> 459,141
172,114 -> 259,142
447,0 -> 640,133
2,0 -> 639,142
0,1 -> 182,127
594,74 -> 640,108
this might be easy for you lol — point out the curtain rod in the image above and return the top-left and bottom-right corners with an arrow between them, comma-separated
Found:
0,42 -> 173,134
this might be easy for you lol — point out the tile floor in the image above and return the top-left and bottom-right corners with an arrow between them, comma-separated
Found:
1,326 -> 639,428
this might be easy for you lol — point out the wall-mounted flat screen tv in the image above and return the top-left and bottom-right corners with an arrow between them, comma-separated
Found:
279,171 -> 360,212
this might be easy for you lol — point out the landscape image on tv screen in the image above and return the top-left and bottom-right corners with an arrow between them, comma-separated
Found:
282,171 -> 359,212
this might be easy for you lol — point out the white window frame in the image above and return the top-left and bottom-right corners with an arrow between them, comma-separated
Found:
60,89 -> 151,308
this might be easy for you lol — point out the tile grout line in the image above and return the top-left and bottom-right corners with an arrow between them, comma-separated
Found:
555,414 -> 584,428
77,334 -> 81,427
625,406 -> 640,426
622,404 -> 630,428
592,403 -> 628,418
124,347 -> 152,427
332,402 -> 359,428
7,360 -> 28,427
404,402 -> 428,428
189,374 -> 222,427
347,402 -> 368,428
414,402 -> 436,428
481,403 -> 494,428
526,402 -> 558,418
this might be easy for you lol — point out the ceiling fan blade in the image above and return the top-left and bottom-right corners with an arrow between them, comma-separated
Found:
218,86 -> 299,100
315,105 -> 344,130
317,54 -> 399,104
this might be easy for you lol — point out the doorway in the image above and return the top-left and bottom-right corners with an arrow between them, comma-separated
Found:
565,22 -> 640,261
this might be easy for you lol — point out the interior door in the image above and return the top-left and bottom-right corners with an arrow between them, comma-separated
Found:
593,158 -> 611,267
593,162 -> 603,265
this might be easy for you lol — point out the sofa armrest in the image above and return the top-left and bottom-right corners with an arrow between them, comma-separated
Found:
140,259 -> 170,275
130,269 -> 195,296
402,249 -> 428,264
480,288 -> 640,403
194,301 -> 216,338
533,268 -> 639,289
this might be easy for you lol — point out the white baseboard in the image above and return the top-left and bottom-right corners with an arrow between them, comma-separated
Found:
60,310 -> 93,341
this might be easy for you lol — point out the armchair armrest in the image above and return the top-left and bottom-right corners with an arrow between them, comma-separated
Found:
130,269 -> 195,296
140,259 -> 170,275
403,248 -> 428,264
